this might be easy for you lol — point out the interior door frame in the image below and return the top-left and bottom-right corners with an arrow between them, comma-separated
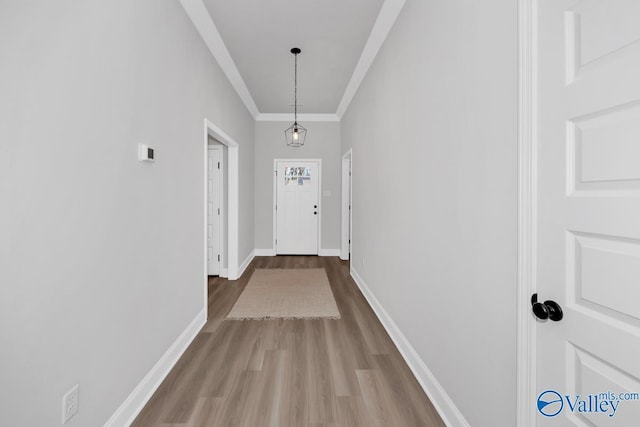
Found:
517,0 -> 537,425
340,149 -> 352,260
273,158 -> 322,255
203,119 -> 240,295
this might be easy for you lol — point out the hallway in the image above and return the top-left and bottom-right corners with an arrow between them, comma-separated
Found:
133,257 -> 445,426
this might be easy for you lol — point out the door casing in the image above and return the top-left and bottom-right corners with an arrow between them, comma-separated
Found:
517,1 -> 538,425
203,119 -> 240,292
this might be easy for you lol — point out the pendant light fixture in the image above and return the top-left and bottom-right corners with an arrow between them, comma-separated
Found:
285,47 -> 307,147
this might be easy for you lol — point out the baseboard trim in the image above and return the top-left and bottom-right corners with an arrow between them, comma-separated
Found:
235,250 -> 255,279
104,309 -> 206,427
350,267 -> 470,427
255,248 -> 340,257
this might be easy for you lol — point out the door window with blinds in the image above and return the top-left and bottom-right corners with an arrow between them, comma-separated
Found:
284,166 -> 311,186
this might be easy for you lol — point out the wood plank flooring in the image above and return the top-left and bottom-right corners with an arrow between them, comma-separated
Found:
132,256 -> 445,427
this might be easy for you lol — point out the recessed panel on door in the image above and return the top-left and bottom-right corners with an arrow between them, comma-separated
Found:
569,103 -> 640,194
567,0 -> 640,81
566,345 -> 640,426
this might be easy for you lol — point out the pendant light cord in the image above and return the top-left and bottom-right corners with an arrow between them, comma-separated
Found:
294,51 -> 298,123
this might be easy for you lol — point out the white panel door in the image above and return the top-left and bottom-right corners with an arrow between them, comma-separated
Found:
341,154 -> 352,260
535,1 -> 640,425
276,160 -> 319,255
207,147 -> 221,275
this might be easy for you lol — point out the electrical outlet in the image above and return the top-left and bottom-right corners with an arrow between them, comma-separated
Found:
62,384 -> 79,424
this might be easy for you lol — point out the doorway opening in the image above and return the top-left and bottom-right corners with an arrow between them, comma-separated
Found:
341,149 -> 352,260
203,119 -> 240,318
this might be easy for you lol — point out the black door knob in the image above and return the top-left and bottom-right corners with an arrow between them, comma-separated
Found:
314,212 -> 317,215
531,293 -> 563,321
314,205 -> 318,208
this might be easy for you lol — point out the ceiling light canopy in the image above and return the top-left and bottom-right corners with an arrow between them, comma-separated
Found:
285,48 -> 307,147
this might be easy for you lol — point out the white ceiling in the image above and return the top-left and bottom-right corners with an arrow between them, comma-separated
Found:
179,0 -> 406,120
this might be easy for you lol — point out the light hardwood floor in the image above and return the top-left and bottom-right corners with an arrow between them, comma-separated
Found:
132,256 -> 445,427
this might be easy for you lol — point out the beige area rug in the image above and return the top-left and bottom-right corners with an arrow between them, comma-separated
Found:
226,268 -> 341,320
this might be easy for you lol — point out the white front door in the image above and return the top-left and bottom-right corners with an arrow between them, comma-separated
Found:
535,1 -> 640,425
275,160 -> 320,255
207,147 -> 221,275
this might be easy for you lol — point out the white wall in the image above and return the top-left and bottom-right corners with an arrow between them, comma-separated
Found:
0,1 -> 254,425
341,0 -> 518,425
254,121 -> 341,253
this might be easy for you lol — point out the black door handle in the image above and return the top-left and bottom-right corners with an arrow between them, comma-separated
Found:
314,205 -> 318,208
531,293 -> 563,321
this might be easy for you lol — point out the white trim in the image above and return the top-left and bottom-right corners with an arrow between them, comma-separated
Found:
273,159 -> 323,255
104,309 -> 206,427
335,0 -> 407,118
318,249 -> 341,257
517,1 -> 537,426
204,119 -> 240,286
341,149 -> 353,260
235,250 -> 255,280
255,248 -> 339,257
350,267 -> 469,427
256,113 -> 340,122
178,0 -> 259,118
255,249 -> 277,257
256,113 -> 340,123
219,146 -> 227,278
180,0 -> 405,120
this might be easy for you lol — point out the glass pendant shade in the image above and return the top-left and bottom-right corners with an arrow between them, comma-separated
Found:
285,121 -> 307,147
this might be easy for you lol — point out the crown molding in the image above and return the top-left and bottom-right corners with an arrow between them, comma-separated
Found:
335,0 -> 406,119
256,113 -> 340,122
180,0 -> 406,121
178,0 -> 260,119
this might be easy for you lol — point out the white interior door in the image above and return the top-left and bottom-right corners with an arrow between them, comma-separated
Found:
276,160 -> 319,255
341,153 -> 352,260
207,147 -> 221,275
535,1 -> 640,425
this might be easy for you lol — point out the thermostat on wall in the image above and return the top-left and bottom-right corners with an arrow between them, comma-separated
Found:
138,144 -> 155,162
